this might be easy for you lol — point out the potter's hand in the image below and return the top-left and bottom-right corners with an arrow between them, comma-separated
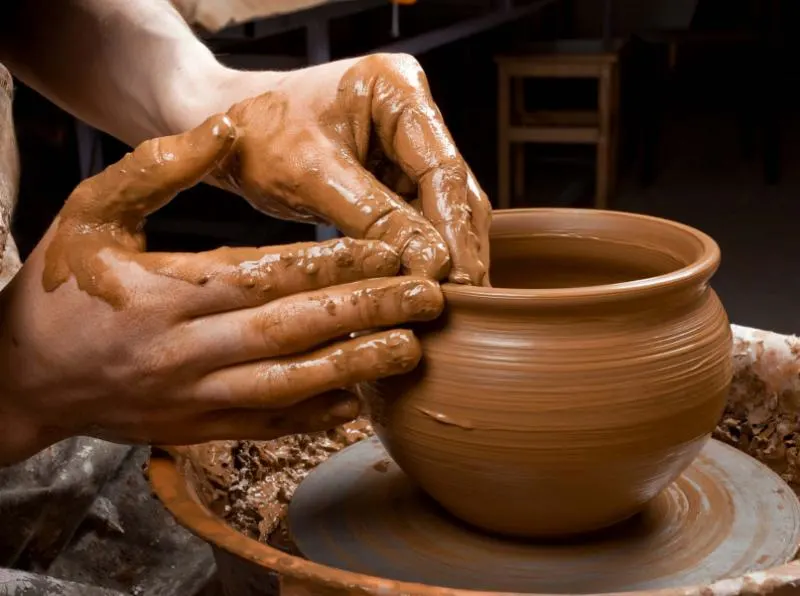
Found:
214,54 -> 491,286
0,115 -> 443,466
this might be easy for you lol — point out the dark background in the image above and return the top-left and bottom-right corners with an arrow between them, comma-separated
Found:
10,0 -> 800,332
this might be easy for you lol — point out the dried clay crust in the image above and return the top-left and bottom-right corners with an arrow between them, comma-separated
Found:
186,324 -> 800,548
714,325 -> 800,486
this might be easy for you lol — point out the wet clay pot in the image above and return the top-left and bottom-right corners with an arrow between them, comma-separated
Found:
360,208 -> 733,538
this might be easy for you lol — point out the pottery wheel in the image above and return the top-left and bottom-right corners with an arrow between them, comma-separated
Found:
288,437 -> 800,594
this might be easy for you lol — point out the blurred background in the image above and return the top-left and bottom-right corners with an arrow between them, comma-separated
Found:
11,0 -> 800,332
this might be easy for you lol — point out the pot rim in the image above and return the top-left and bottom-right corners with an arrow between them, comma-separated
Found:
148,450 -> 800,596
446,208 -> 720,306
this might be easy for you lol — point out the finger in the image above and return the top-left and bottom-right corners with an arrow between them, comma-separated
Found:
163,391 -> 361,445
138,391 -> 358,445
300,148 -> 450,280
465,165 -> 492,286
192,329 -> 421,409
367,55 -> 487,285
178,277 -> 443,370
135,237 -> 401,315
417,162 -> 483,285
62,114 -> 236,230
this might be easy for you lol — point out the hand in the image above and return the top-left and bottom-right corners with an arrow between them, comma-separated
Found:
0,114 -> 443,466
208,54 -> 491,286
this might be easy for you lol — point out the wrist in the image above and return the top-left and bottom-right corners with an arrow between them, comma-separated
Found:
0,401 -> 44,466
161,65 -> 283,136
0,361 -> 56,465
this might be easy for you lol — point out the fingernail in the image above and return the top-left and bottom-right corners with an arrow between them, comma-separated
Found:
401,280 -> 444,320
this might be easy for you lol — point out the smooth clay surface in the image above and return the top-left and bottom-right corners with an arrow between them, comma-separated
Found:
359,208 -> 734,538
287,437 -> 800,593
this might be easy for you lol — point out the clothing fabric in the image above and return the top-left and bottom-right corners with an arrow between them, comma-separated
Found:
0,62 -> 215,596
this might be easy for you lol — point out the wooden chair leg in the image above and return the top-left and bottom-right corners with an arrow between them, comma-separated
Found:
595,66 -> 613,210
608,62 -> 621,200
513,144 -> 525,205
596,142 -> 610,210
497,68 -> 512,210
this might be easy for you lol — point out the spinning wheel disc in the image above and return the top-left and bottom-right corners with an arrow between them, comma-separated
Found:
289,437 -> 800,594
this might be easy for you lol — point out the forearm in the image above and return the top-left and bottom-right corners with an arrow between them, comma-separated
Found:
0,0 -> 237,145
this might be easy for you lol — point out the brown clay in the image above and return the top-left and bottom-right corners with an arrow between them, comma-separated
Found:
287,437 -> 800,593
149,322 -> 800,596
360,208 -> 733,538
149,432 -> 800,596
211,54 -> 492,286
0,113 -> 450,461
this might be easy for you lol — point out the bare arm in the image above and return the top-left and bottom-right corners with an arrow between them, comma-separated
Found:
0,0 -> 234,146
0,0 -> 491,285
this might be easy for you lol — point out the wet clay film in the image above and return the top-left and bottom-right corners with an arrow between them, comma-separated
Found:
212,54 -> 491,286
158,324 -> 800,596
149,209 -> 800,596
7,112 -> 445,455
43,114 -> 238,309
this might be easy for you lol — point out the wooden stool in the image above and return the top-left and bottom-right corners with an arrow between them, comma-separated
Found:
496,39 -> 626,210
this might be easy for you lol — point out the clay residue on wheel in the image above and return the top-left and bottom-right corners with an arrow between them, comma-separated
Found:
713,326 -> 800,489
186,418 -> 374,549
182,325 -> 800,561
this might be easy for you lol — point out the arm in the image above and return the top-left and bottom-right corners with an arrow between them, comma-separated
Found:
0,0 -> 490,284
0,0 -> 235,146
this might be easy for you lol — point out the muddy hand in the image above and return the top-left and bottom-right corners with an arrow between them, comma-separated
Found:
214,54 -> 491,286
0,115 -> 443,466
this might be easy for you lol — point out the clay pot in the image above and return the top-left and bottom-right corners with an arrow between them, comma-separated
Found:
360,208 -> 733,538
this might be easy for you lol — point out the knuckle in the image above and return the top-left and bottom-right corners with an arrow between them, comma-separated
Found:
326,237 -> 359,268
131,138 -> 163,172
61,183 -> 96,216
252,361 -> 280,403
129,348 -> 177,387
381,52 -> 422,73
362,53 -> 427,96
252,308 -> 285,354
345,238 -> 400,277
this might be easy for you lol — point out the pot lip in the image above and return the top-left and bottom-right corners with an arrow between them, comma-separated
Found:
447,208 -> 720,305
148,448 -> 800,596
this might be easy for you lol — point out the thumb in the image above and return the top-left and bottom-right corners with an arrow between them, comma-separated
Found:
62,114 -> 237,228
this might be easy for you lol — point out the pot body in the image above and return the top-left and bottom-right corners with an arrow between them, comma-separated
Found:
362,210 -> 733,538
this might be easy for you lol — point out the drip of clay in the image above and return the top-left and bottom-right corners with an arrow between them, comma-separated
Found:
360,208 -> 733,538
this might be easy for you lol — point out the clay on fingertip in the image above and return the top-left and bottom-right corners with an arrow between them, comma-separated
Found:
42,114 -> 238,309
401,235 -> 450,281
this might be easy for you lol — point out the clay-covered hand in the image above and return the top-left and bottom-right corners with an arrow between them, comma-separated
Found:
214,54 -> 491,286
0,114 -> 443,466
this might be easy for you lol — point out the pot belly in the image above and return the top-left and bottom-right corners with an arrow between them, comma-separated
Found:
365,290 -> 733,538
